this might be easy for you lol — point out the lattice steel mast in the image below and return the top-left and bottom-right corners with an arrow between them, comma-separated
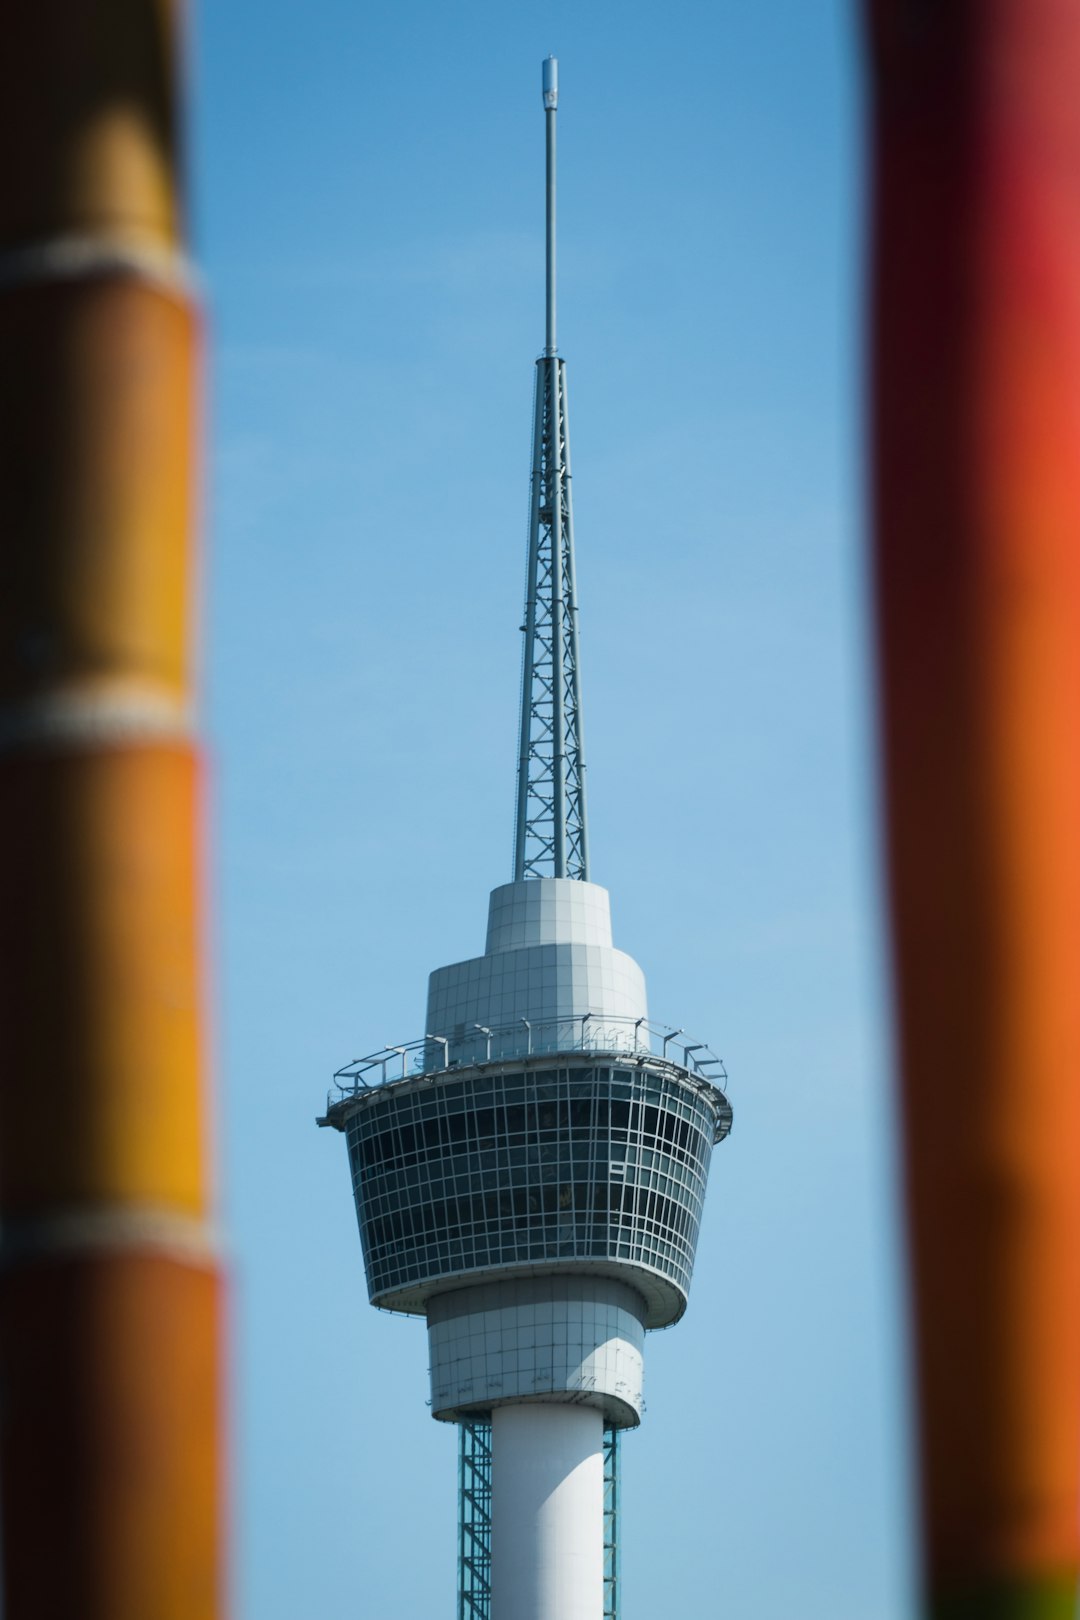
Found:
514,56 -> 590,882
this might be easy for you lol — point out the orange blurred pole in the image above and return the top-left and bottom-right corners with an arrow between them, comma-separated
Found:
0,7 -> 224,1618
868,3 -> 1080,1616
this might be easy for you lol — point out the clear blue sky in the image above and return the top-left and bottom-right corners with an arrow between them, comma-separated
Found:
193,3 -> 913,1616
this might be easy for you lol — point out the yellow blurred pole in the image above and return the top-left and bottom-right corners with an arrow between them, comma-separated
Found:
0,7 -> 224,1618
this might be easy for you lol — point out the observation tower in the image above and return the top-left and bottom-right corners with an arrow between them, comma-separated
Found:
320,57 -> 732,1620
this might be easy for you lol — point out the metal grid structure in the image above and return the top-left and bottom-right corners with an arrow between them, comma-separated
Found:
514,354 -> 588,883
604,1425 -> 621,1619
456,1418 -> 620,1620
339,1059 -> 728,1323
458,1419 -> 492,1620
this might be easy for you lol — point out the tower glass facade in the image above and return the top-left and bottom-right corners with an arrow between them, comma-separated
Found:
342,1058 -> 725,1322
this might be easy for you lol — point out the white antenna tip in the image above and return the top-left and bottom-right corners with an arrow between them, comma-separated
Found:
542,56 -> 558,111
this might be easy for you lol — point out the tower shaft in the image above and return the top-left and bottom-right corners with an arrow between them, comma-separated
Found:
491,1405 -> 603,1620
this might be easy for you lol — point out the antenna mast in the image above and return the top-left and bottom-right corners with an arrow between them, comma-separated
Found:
514,55 -> 590,881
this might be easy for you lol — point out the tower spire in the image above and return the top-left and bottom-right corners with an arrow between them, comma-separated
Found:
514,55 -> 590,882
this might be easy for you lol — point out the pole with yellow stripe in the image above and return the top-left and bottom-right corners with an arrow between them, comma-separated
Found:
0,7 -> 224,1616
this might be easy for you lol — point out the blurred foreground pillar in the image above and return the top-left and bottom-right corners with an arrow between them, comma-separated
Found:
0,7 -> 224,1617
867,3 -> 1080,1616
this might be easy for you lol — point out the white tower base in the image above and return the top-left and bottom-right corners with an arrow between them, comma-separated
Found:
490,1403 -> 604,1620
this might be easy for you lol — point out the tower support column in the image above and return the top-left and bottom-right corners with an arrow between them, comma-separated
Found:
491,1403 -> 604,1620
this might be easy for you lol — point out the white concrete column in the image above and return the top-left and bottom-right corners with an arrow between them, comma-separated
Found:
490,1403 -> 604,1620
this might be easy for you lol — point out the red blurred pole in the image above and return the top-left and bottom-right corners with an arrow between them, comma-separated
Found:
0,7 -> 225,1616
868,3 -> 1080,1615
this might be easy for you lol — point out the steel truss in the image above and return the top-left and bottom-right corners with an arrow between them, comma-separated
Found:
513,352 -> 590,882
458,1419 -> 492,1620
456,1417 -> 620,1619
604,1424 -> 621,1618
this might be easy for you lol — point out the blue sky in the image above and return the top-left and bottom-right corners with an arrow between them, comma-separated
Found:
193,3 -> 914,1615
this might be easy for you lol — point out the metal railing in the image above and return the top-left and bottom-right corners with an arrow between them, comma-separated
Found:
329,1013 -> 728,1100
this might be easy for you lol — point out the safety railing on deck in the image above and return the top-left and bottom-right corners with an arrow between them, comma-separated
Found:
329,1013 -> 727,1100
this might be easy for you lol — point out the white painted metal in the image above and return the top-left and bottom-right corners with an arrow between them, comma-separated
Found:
491,1403 -> 604,1620
426,879 -> 649,1064
427,1276 -> 647,1426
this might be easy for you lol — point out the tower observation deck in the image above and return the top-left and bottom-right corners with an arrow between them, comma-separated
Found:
320,57 -> 732,1620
